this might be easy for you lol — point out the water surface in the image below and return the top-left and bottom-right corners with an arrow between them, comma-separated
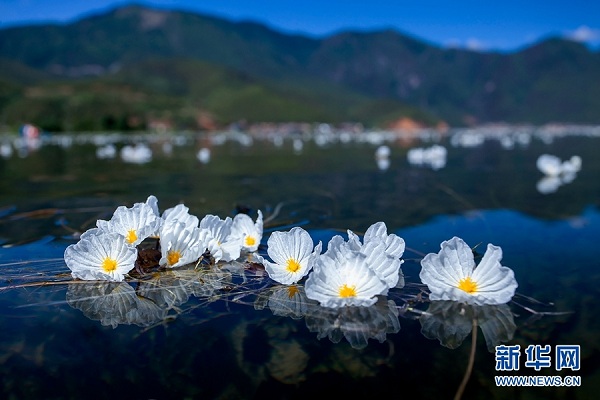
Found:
0,127 -> 598,399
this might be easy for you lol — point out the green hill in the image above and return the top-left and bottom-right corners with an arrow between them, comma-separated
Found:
1,4 -> 599,131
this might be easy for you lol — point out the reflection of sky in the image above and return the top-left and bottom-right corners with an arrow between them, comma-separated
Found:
396,207 -> 599,265
1,206 -> 597,398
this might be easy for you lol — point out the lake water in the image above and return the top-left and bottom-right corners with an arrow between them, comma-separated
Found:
0,125 -> 598,399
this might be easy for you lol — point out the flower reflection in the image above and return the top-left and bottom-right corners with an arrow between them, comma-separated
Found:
255,284 -> 311,320
171,266 -> 233,298
304,298 -> 400,350
66,266 -> 233,328
66,281 -> 166,328
419,301 -> 516,352
255,287 -> 400,350
136,272 -> 191,309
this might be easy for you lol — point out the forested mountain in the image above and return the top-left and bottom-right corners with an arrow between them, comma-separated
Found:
1,4 -> 598,131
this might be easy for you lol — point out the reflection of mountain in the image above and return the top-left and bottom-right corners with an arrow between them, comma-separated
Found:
1,4 -> 600,131
419,301 -> 516,352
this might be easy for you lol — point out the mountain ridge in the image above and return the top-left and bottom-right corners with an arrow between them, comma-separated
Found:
1,4 -> 599,131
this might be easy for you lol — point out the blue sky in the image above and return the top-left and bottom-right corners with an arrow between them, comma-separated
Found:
1,0 -> 599,51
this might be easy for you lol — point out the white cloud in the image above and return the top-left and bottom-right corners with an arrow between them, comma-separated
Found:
465,38 -> 486,51
565,25 -> 600,44
442,37 -> 488,52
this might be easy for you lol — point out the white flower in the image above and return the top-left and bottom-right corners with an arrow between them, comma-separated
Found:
162,203 -> 200,231
536,154 -> 563,177
159,221 -> 205,268
339,222 -> 405,289
537,154 -> 582,177
407,145 -> 447,170
145,195 -> 160,217
197,147 -> 211,164
257,227 -> 322,284
120,143 -> 152,164
562,155 -> 582,174
419,236 -> 518,305
360,221 -> 406,259
64,230 -> 137,281
199,214 -> 242,262
144,196 -> 199,236
231,210 -> 263,253
96,202 -> 160,246
305,249 -> 388,308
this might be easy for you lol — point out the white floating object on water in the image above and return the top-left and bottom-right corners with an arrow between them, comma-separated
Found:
407,144 -> 447,170
120,143 -> 152,164
197,147 -> 211,164
293,138 -> 303,153
536,154 -> 582,177
535,153 -> 582,194
561,155 -> 582,175
0,143 -> 13,158
96,144 -> 116,159
375,145 -> 391,159
536,154 -> 563,177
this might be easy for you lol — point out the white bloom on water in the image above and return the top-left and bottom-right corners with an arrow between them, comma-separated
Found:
145,195 -> 160,217
419,236 -> 518,305
144,196 -> 199,236
96,144 -> 116,159
159,221 -> 205,268
256,227 -> 322,285
562,155 -> 582,175
536,154 -> 582,177
197,147 -> 211,164
231,210 -> 263,253
305,248 -> 388,308
407,144 -> 447,170
348,221 -> 406,260
64,231 -> 137,281
536,154 -> 563,177
305,223 -> 404,308
535,154 -> 582,194
120,143 -> 152,164
100,202 -> 160,246
199,214 -> 242,262
162,203 -> 200,231
344,221 -> 405,288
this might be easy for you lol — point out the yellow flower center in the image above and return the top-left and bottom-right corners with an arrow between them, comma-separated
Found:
339,284 -> 357,298
287,285 -> 299,299
286,258 -> 301,273
458,276 -> 478,294
245,236 -> 256,247
167,250 -> 182,266
126,229 -> 138,244
101,257 -> 118,273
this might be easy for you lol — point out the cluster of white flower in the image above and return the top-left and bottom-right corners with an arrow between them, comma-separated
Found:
64,196 -> 519,309
254,222 -> 406,308
64,195 -> 263,281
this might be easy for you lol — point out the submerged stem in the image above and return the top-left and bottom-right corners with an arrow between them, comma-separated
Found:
454,318 -> 478,400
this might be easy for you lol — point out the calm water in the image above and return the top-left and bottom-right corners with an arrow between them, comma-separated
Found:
0,127 -> 599,399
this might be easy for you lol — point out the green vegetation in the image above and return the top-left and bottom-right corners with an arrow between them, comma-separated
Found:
0,58 -> 432,132
0,4 -> 599,132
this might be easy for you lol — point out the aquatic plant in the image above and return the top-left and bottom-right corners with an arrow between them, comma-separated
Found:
419,236 -> 518,305
255,227 -> 322,285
